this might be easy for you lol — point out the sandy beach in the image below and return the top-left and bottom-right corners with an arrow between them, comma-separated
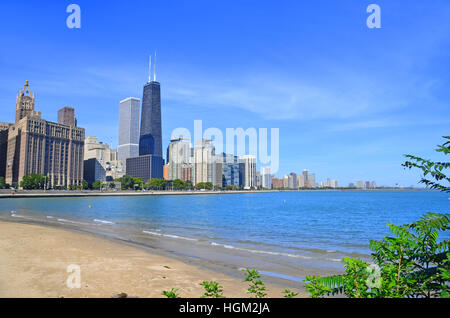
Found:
0,220 -> 303,298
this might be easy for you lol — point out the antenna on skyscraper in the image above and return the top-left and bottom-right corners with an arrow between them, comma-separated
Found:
153,50 -> 157,82
148,55 -> 152,83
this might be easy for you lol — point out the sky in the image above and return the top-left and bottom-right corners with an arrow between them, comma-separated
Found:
0,0 -> 449,187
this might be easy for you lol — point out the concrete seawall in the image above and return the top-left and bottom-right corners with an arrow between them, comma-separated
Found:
0,190 -> 282,199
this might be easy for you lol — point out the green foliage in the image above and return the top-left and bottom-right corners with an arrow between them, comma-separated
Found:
20,174 -> 48,189
0,176 -> 5,188
133,177 -> 143,189
195,182 -> 213,190
402,136 -> 449,192
172,179 -> 186,190
92,180 -> 102,190
146,178 -> 167,189
244,268 -> 267,298
282,289 -> 299,298
162,288 -> 179,298
304,213 -> 450,298
81,180 -> 88,190
117,175 -> 134,190
200,281 -> 225,298
184,180 -> 193,189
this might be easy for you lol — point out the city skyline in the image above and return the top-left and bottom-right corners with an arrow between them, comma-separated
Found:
1,1 -> 449,186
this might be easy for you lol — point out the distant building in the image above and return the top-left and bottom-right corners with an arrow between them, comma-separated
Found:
288,172 -> 297,189
221,153 -> 241,187
83,158 -> 106,186
330,179 -> 338,188
166,137 -> 191,181
193,139 -> 217,185
163,164 -> 169,180
126,155 -> 163,182
356,180 -> 364,189
57,106 -> 77,126
118,97 -> 140,172
0,123 -> 12,178
5,81 -> 85,188
182,164 -> 193,183
308,173 -> 316,187
271,177 -> 283,189
297,173 -> 305,188
283,175 -> 289,188
84,136 -> 123,180
365,181 -> 371,189
261,166 -> 272,189
240,155 -> 256,189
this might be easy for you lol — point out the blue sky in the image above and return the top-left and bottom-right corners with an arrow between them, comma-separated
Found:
0,1 -> 449,186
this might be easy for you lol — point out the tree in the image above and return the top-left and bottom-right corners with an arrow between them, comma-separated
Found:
92,180 -> 102,190
304,213 -> 450,298
20,174 -> 48,190
185,180 -> 193,189
0,176 -> 5,188
195,182 -> 213,190
172,179 -> 186,190
304,137 -> 450,298
118,175 -> 134,190
81,180 -> 88,190
146,178 -> 167,190
403,136 -> 449,192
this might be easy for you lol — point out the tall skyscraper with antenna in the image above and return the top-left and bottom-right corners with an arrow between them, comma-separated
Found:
126,52 -> 163,180
140,52 -> 162,159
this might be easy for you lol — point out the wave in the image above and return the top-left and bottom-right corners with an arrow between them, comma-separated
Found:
143,230 -> 198,242
57,218 -> 89,225
94,219 -> 114,225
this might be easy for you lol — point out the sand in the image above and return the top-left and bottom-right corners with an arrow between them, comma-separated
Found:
0,221 -> 304,298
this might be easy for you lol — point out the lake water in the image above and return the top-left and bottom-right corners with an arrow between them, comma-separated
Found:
0,190 -> 448,283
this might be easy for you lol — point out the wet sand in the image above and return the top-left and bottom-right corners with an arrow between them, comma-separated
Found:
0,221 -> 305,298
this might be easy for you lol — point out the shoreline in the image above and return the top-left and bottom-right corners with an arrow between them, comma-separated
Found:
0,188 -> 428,199
0,219 -> 306,298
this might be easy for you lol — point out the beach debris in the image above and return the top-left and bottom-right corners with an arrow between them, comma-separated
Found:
112,292 -> 128,298
163,265 -> 171,269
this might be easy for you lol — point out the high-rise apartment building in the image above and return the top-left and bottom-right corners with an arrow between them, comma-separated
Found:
261,166 -> 272,189
118,97 -> 140,172
288,172 -> 297,189
271,177 -> 283,189
5,81 -> 85,187
240,155 -> 256,189
297,173 -> 305,188
58,106 -> 77,126
309,173 -> 316,188
221,153 -> 241,187
166,137 -> 191,181
193,139 -> 215,185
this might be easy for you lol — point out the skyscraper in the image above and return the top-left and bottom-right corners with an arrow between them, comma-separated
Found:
118,97 -> 140,172
240,155 -> 256,189
139,54 -> 162,159
288,172 -> 297,189
193,139 -> 215,185
126,55 -> 164,181
261,166 -> 272,189
5,81 -> 85,187
58,106 -> 77,126
166,137 -> 191,181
